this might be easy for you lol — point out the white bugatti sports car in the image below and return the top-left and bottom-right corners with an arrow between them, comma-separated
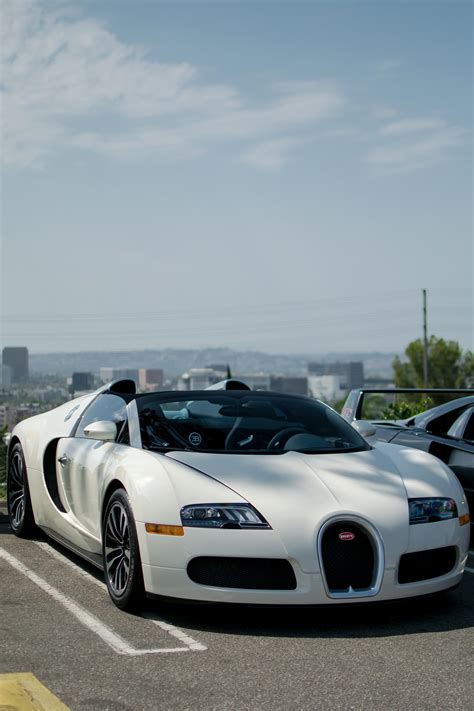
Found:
7,379 -> 470,610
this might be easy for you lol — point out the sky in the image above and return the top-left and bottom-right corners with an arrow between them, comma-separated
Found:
1,0 -> 472,355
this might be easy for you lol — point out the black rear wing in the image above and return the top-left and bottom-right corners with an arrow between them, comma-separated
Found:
341,388 -> 474,422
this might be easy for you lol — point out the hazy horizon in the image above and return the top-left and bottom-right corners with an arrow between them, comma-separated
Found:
25,345 -> 398,357
25,345 -> 399,379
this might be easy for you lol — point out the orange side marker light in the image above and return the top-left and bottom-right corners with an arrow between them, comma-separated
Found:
145,523 -> 185,536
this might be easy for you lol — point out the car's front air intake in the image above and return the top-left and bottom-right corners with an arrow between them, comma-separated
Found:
398,546 -> 457,584
187,557 -> 297,590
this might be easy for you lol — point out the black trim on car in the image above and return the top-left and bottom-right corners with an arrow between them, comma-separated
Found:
42,439 -> 67,513
40,526 -> 104,569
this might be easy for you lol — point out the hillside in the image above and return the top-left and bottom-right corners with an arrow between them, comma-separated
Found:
29,348 -> 397,379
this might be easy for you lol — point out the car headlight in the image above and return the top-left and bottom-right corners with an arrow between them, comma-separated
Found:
408,498 -> 458,524
180,503 -> 271,529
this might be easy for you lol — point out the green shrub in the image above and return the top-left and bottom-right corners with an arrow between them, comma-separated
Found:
381,398 -> 433,420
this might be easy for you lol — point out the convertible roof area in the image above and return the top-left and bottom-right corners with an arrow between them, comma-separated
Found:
104,378 -> 312,403
107,378 -> 251,396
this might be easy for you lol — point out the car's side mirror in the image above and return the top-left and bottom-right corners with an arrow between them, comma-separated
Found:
83,420 -> 117,441
352,420 -> 377,438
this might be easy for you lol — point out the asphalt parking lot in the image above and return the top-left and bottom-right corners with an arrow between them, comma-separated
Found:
0,513 -> 473,711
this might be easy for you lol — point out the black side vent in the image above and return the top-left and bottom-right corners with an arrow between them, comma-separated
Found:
43,439 -> 67,513
398,546 -> 457,584
187,557 -> 296,590
320,522 -> 375,592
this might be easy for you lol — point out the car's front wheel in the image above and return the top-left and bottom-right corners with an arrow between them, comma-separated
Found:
102,489 -> 145,610
7,443 -> 38,538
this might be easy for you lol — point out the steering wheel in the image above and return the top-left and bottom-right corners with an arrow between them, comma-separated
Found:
267,427 -> 308,450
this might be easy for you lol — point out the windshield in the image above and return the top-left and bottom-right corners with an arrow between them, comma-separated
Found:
137,392 -> 369,454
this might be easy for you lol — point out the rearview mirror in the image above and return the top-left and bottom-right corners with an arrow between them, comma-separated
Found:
83,420 -> 117,441
352,420 -> 377,438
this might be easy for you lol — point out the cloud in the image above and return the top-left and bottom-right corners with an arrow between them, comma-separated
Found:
372,107 -> 398,120
322,127 -> 360,139
1,1 -> 344,168
67,82 -> 343,161
379,117 -> 447,136
367,126 -> 467,173
240,138 -> 300,171
377,59 -> 402,73
3,2 -> 464,177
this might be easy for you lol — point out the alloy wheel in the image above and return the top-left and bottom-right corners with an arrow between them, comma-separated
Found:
104,501 -> 131,596
8,449 -> 25,529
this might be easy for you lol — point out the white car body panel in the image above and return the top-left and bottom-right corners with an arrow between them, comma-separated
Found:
9,385 -> 470,605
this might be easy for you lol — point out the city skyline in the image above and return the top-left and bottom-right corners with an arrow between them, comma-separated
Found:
1,1 -> 472,354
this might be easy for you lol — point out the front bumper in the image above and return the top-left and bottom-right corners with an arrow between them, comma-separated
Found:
141,561 -> 466,605
136,517 -> 469,605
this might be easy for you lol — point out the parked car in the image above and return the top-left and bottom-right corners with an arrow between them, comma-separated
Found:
7,379 -> 470,610
341,388 -> 474,546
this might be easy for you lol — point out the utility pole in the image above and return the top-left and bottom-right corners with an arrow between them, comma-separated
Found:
422,289 -> 429,388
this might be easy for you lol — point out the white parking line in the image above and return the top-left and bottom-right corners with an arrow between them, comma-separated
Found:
465,567 -> 474,574
143,615 -> 207,651
0,546 -> 206,655
33,540 -> 207,651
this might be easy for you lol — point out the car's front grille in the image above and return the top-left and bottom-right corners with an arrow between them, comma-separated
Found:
186,557 -> 297,590
398,546 -> 457,584
320,522 -> 375,592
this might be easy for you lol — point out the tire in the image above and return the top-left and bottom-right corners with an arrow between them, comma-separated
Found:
102,489 -> 145,610
7,442 -> 38,538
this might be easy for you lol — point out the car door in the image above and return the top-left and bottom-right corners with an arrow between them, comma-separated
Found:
446,407 -> 474,543
56,393 -> 129,540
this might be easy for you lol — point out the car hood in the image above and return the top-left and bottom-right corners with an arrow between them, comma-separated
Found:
166,446 -> 410,570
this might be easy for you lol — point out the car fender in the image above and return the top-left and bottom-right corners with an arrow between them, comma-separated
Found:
100,447 -> 245,528
9,393 -> 97,471
375,442 -> 469,512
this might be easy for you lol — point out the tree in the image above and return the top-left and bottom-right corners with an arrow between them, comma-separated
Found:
393,336 -> 473,390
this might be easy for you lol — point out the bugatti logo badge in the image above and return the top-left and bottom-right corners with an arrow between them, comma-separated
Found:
189,432 -> 202,446
339,532 -> 355,541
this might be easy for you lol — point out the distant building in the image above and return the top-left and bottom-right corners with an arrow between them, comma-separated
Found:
270,376 -> 308,396
2,347 -> 29,382
100,367 -> 139,384
100,367 -> 114,383
206,364 -> 231,379
72,372 -> 95,393
177,368 -> 219,391
138,368 -> 164,391
238,374 -> 271,391
363,377 -> 394,389
0,405 -> 7,428
307,361 -> 364,392
308,374 -> 346,402
1,365 -> 13,389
